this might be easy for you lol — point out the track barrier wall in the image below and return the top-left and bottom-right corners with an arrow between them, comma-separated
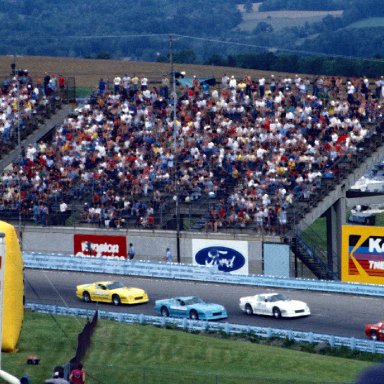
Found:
23,252 -> 384,296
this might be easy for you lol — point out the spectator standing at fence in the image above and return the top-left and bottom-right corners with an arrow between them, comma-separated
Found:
98,78 -> 107,95
58,74 -> 65,97
33,201 -> 40,224
59,200 -> 68,226
113,75 -> 121,95
128,242 -> 135,260
69,363 -> 85,384
43,72 -> 51,96
131,74 -> 139,93
40,201 -> 49,226
165,247 -> 173,263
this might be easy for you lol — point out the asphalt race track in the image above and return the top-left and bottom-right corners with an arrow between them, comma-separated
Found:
24,269 -> 384,340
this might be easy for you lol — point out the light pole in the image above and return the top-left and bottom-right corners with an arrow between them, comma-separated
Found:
169,35 -> 180,263
13,55 -> 22,246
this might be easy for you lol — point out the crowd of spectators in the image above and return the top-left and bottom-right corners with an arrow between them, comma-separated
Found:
0,68 -> 383,234
0,69 -> 62,149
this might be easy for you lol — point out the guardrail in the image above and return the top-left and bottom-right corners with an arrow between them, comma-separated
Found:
25,303 -> 384,355
23,252 -> 384,296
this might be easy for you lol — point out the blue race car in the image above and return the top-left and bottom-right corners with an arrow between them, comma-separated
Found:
154,296 -> 228,321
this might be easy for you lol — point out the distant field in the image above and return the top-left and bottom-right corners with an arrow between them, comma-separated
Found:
346,17 -> 384,29
0,55 -> 294,90
237,3 -> 343,32
239,15 -> 337,32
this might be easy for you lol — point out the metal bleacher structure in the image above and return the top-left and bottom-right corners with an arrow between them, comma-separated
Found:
288,120 -> 384,281
0,76 -> 384,282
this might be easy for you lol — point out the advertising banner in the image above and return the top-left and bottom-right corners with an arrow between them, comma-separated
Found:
192,239 -> 248,274
342,225 -> 384,284
74,234 -> 127,258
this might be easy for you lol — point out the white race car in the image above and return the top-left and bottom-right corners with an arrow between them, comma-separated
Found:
239,293 -> 310,319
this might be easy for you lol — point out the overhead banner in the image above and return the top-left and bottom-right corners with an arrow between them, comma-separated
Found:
192,239 -> 248,274
74,234 -> 127,259
342,225 -> 384,284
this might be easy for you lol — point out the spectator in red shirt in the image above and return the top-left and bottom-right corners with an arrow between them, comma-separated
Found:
69,363 -> 85,384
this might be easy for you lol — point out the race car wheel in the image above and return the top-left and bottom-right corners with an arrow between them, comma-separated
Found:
245,303 -> 253,315
272,307 -> 281,319
112,295 -> 121,306
160,306 -> 169,317
83,292 -> 91,303
370,331 -> 378,341
189,309 -> 199,320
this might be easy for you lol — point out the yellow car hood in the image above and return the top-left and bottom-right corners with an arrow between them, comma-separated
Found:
113,287 -> 146,295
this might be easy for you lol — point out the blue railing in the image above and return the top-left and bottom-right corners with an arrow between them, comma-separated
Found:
23,252 -> 384,296
25,303 -> 384,355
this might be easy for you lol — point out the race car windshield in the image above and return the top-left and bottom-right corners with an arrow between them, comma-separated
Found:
184,297 -> 204,305
269,294 -> 288,302
107,282 -> 124,290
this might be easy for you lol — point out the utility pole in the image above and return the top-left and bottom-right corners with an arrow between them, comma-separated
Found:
169,35 -> 180,263
14,55 -> 22,248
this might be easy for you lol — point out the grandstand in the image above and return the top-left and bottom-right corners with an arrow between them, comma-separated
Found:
0,66 -> 383,281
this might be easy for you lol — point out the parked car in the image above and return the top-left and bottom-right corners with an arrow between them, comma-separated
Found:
154,296 -> 228,321
365,320 -> 384,341
348,205 -> 379,226
76,281 -> 149,306
239,293 -> 310,318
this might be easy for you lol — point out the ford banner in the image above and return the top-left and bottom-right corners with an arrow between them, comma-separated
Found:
192,239 -> 248,274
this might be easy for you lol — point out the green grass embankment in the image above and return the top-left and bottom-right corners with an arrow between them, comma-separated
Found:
1,312 -> 376,384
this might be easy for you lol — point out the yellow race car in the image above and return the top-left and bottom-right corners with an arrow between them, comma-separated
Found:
76,281 -> 149,306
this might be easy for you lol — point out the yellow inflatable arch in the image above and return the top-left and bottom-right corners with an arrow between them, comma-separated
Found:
0,221 -> 24,352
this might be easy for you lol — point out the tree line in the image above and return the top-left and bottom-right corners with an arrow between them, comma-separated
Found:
202,52 -> 382,78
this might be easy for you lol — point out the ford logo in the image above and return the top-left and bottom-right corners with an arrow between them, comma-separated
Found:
195,246 -> 245,272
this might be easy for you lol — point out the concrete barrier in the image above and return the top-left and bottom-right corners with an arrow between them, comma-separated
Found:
23,252 -> 384,296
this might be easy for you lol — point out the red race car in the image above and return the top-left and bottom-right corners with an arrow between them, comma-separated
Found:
365,320 -> 384,341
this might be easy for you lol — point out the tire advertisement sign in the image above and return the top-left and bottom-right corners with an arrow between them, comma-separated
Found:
342,225 -> 384,284
192,239 -> 248,274
74,234 -> 127,258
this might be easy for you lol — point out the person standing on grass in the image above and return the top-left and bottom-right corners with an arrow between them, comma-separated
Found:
69,363 -> 85,384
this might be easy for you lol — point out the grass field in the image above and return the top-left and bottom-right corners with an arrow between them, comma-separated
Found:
237,3 -> 343,32
2,312 -> 375,384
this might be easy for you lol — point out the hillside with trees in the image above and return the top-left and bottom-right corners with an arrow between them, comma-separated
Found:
0,0 -> 383,76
